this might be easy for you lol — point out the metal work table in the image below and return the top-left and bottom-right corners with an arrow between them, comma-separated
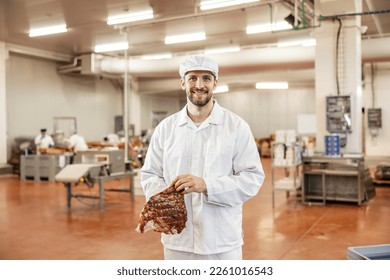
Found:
302,154 -> 367,205
55,163 -> 136,211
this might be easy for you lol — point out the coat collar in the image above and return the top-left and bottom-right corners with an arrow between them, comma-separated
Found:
177,100 -> 224,127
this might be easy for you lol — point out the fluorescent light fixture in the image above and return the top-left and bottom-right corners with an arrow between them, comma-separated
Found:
165,32 -> 206,44
107,10 -> 154,25
246,22 -> 292,34
214,84 -> 229,93
140,53 -> 173,60
277,38 -> 316,48
200,0 -> 259,11
29,24 -> 67,37
301,38 -> 317,47
256,82 -> 289,90
94,42 -> 129,53
205,46 -> 240,54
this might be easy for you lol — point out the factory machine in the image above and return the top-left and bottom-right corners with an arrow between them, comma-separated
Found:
73,150 -> 126,174
55,150 -> 136,211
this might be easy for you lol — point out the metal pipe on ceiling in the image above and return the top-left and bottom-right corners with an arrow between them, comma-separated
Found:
112,0 -> 284,29
6,43 -> 72,62
57,56 -> 82,72
280,0 -> 315,24
319,9 -> 390,21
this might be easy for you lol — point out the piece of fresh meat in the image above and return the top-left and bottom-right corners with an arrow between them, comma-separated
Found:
135,185 -> 187,234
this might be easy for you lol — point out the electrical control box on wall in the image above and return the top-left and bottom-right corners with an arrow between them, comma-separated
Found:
367,108 -> 382,129
326,95 -> 352,133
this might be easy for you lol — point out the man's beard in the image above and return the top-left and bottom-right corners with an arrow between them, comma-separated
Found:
187,90 -> 212,107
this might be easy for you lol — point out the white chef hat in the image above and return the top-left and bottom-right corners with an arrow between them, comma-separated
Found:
179,55 -> 219,80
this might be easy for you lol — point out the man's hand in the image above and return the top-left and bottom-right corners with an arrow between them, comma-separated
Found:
171,174 -> 207,194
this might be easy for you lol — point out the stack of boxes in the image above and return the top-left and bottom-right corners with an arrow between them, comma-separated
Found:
273,130 -> 301,166
285,145 -> 295,166
275,129 -> 296,144
272,143 -> 286,166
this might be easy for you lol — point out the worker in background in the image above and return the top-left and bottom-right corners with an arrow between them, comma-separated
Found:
34,128 -> 54,153
67,131 -> 89,154
140,55 -> 265,260
103,133 -> 120,146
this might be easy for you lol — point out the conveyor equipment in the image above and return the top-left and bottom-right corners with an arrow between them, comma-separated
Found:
55,163 -> 136,211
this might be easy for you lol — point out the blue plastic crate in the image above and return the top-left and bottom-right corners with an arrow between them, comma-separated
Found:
325,135 -> 340,156
347,244 -> 390,260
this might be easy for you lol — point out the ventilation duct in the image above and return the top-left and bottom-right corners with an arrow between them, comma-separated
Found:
100,57 -> 128,74
57,53 -> 101,75
58,36 -> 390,76
81,53 -> 98,74
57,56 -> 82,74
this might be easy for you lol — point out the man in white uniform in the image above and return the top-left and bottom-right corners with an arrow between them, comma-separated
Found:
141,55 -> 265,260
67,131 -> 89,153
34,128 -> 54,151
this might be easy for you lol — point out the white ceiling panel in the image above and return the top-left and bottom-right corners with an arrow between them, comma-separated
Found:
1,0 -> 390,96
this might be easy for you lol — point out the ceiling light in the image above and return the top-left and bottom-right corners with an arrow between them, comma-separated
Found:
256,82 -> 289,90
165,32 -> 206,44
29,24 -> 67,37
277,38 -> 316,48
200,0 -> 259,11
140,53 -> 173,60
205,46 -> 240,54
94,42 -> 129,53
214,84 -> 229,93
246,22 -> 292,34
301,39 -> 317,47
107,10 -> 154,25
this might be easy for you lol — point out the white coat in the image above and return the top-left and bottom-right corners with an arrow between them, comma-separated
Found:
141,101 -> 265,255
34,134 -> 54,149
68,134 -> 88,153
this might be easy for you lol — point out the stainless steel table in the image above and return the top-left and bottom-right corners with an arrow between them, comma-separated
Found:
55,163 -> 136,211
302,155 -> 367,205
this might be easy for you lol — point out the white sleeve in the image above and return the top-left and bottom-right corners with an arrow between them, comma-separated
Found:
34,135 -> 41,145
68,135 -> 76,147
140,128 -> 168,201
203,122 -> 265,207
48,136 -> 55,146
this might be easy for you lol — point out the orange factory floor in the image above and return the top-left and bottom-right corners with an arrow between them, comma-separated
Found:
0,158 -> 389,260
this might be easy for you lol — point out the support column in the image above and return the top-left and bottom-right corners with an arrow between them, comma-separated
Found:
0,42 -> 7,164
343,16 -> 363,153
129,77 -> 141,136
315,0 -> 363,154
123,70 -> 141,163
314,21 -> 335,153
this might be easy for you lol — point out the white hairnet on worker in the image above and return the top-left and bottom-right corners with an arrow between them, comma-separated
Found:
179,55 -> 219,80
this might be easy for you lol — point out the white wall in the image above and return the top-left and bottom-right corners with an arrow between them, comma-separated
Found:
0,42 -> 7,164
6,54 -> 123,155
215,87 -> 316,138
363,62 -> 390,156
140,95 -> 180,130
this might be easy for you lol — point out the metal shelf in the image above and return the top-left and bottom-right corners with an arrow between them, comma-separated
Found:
271,142 -> 302,208
273,177 -> 301,191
